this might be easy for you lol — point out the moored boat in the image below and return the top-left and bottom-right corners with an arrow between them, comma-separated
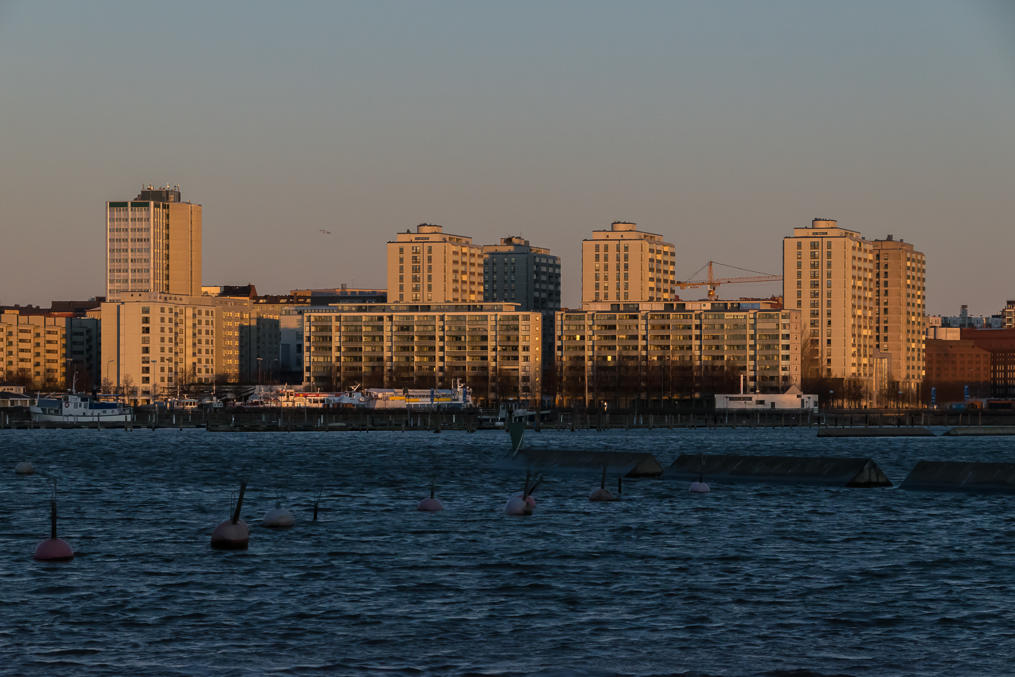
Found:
31,394 -> 134,424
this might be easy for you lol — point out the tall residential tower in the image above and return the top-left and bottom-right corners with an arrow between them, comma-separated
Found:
483,236 -> 561,311
105,185 -> 202,297
581,222 -> 676,306
386,224 -> 486,303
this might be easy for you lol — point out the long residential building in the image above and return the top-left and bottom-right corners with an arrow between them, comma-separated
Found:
554,301 -> 801,408
0,309 -> 68,390
302,303 -> 543,405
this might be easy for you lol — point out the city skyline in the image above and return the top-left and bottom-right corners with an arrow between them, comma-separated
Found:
2,1 -> 1014,312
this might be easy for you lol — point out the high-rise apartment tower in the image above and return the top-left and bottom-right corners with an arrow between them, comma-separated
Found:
581,222 -> 675,306
386,224 -> 485,303
105,185 -> 202,297
483,236 -> 561,311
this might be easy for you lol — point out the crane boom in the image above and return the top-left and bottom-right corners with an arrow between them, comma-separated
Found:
675,260 -> 782,300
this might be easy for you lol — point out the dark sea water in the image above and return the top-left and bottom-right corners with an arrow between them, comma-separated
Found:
2,427 -> 1015,676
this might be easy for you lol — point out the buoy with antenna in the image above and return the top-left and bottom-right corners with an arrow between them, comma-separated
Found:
15,461 -> 35,475
506,471 -> 542,515
34,481 -> 74,562
417,480 -> 444,512
262,498 -> 295,528
689,454 -> 710,493
589,466 -> 619,502
211,481 -> 250,550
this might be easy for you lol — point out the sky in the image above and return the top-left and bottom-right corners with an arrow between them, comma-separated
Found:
1,0 -> 1013,313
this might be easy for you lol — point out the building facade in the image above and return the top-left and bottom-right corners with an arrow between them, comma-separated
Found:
0,309 -> 67,390
554,301 -> 801,408
482,236 -> 561,311
581,222 -> 676,306
106,185 -> 202,297
386,225 -> 486,303
872,235 -> 926,390
783,219 -> 876,387
100,294 -> 216,401
302,303 -> 543,405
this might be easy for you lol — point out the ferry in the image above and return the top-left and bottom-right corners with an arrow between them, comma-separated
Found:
275,381 -> 473,410
31,393 -> 134,424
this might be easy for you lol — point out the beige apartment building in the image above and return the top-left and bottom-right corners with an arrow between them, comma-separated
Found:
872,236 -> 926,390
101,294 -> 216,401
581,222 -> 676,306
303,303 -> 542,405
555,301 -> 801,408
101,292 -> 307,400
106,185 -> 201,297
783,218 -> 926,402
0,310 -> 67,389
386,225 -> 486,303
783,219 -> 876,385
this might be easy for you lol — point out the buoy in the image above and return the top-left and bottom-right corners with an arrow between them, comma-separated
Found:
417,481 -> 444,512
689,473 -> 711,493
34,492 -> 73,562
506,472 -> 542,515
211,481 -> 250,550
589,466 -> 618,502
262,502 -> 295,528
15,461 -> 35,475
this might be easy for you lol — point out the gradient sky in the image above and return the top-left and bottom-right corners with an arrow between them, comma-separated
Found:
1,0 -> 1013,313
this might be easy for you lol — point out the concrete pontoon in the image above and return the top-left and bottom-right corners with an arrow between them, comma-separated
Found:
668,454 -> 892,487
901,461 -> 1015,493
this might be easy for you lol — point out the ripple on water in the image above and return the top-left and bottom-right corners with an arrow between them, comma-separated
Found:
2,428 -> 1015,675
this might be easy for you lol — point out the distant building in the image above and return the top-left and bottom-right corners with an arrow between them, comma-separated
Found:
302,303 -> 543,405
0,308 -> 67,390
872,235 -> 926,390
960,328 -> 1015,398
925,338 -> 991,402
483,237 -> 561,311
581,222 -> 676,306
554,301 -> 801,408
1002,300 -> 1015,329
386,224 -> 485,303
106,185 -> 201,297
782,219 -> 926,402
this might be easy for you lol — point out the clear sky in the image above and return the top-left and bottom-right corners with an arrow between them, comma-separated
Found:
1,0 -> 1013,313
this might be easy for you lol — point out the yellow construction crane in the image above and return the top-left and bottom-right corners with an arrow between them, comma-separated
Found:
676,260 -> 782,300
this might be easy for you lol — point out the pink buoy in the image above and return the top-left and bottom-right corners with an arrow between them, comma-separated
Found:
212,481 -> 250,550
34,496 -> 73,562
34,538 -> 74,562
505,495 -> 531,516
417,497 -> 443,512
506,472 -> 541,515
417,481 -> 444,512
589,467 -> 620,502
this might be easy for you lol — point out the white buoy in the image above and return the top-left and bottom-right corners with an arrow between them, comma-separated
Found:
212,482 -> 250,550
15,461 -> 35,475
262,503 -> 295,528
689,474 -> 711,493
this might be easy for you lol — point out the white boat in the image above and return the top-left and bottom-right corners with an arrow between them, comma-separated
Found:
31,394 -> 134,424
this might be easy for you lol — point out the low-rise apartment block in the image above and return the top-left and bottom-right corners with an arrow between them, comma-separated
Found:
555,301 -> 801,408
303,303 -> 543,405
